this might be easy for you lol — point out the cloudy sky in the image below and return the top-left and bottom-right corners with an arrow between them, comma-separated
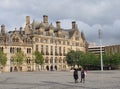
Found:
0,0 -> 120,46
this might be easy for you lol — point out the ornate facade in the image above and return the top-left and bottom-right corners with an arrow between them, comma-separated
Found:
0,15 -> 88,72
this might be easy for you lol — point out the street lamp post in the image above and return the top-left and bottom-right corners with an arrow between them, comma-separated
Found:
52,33 -> 55,71
98,29 -> 103,71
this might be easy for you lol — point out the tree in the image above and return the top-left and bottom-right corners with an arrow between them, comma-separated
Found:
110,53 -> 120,69
34,51 -> 44,70
80,52 -> 99,69
75,51 -> 85,67
12,50 -> 26,71
66,50 -> 85,68
0,51 -> 7,71
66,50 -> 100,70
102,53 -> 120,69
66,50 -> 76,67
103,54 -> 111,65
112,53 -> 120,65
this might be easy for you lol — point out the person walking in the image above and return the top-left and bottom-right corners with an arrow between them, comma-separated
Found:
73,68 -> 78,83
80,68 -> 85,83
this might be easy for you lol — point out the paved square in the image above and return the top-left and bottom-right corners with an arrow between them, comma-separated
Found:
0,70 -> 120,89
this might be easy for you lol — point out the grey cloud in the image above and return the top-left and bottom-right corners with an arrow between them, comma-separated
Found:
0,0 -> 120,45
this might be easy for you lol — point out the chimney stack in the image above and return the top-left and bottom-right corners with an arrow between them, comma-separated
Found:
1,24 -> 5,33
20,27 -> 23,34
72,21 -> 76,29
43,15 -> 48,24
26,16 -> 30,25
56,21 -> 60,29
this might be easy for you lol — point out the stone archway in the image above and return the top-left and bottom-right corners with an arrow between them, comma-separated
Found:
55,65 -> 57,70
10,67 -> 13,72
14,66 -> 18,71
46,65 -> 49,71
50,65 -> 53,71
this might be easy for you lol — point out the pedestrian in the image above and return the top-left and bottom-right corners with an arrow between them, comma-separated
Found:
73,68 -> 78,83
85,67 -> 88,75
80,68 -> 85,83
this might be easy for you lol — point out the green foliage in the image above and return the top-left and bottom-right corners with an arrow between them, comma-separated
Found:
111,53 -> 120,65
0,51 -> 7,66
66,50 -> 75,66
66,50 -> 100,68
66,50 -> 120,69
66,50 -> 86,67
103,53 -> 120,66
75,51 -> 85,66
12,51 -> 26,65
103,54 -> 111,65
34,51 -> 44,65
82,52 -> 99,66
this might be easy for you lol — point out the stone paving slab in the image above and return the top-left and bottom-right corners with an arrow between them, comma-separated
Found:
0,70 -> 120,89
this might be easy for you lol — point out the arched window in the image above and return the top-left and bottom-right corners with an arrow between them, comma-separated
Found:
45,57 -> 48,63
16,38 -> 19,42
26,58 -> 31,64
59,57 -> 62,63
55,57 -> 57,63
10,47 -> 15,53
50,57 -> 53,63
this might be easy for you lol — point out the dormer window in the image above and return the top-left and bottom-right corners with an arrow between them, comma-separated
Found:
35,38 -> 39,42
12,37 -> 19,42
75,37 -> 79,40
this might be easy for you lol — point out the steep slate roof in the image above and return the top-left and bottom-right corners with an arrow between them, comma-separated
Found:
30,20 -> 75,39
4,16 -> 86,44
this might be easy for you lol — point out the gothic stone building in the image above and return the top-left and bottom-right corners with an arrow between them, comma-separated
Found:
0,15 -> 88,72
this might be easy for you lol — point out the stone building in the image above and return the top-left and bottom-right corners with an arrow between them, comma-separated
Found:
104,45 -> 120,55
0,15 -> 88,72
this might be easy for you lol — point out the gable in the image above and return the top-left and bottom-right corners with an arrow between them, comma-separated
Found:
11,32 -> 23,44
71,30 -> 81,41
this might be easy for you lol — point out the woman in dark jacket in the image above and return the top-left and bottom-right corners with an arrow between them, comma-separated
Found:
80,68 -> 85,83
73,69 -> 78,83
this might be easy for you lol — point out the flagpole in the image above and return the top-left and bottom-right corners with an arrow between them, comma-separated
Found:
99,29 -> 103,71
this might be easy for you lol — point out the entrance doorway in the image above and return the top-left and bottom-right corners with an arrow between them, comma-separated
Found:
46,65 -> 49,71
